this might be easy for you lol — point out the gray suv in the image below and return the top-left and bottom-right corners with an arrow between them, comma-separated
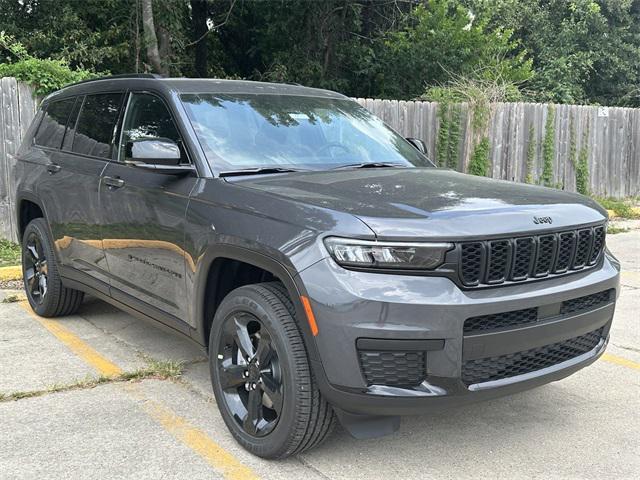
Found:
15,75 -> 620,458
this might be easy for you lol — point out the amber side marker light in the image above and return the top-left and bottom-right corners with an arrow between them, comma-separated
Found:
300,296 -> 319,336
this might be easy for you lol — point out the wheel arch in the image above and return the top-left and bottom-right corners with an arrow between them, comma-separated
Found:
16,192 -> 48,241
193,244 -> 320,363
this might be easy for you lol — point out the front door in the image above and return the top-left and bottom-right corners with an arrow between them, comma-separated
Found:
99,92 -> 197,322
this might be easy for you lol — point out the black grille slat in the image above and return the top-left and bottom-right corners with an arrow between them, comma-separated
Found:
554,232 -> 576,273
560,289 -> 613,315
534,234 -> 556,276
458,224 -> 606,288
588,226 -> 605,265
358,351 -> 425,387
511,237 -> 534,280
462,328 -> 604,385
573,229 -> 593,268
460,242 -> 484,286
486,240 -> 511,283
464,307 -> 538,334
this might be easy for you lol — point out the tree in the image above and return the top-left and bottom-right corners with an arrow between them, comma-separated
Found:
376,1 -> 532,99
141,0 -> 166,75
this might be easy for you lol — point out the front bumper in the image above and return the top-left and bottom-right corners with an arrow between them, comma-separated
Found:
298,254 -> 620,416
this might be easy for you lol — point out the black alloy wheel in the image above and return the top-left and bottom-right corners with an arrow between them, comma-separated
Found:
217,312 -> 284,437
209,282 -> 335,458
24,231 -> 48,305
21,218 -> 84,317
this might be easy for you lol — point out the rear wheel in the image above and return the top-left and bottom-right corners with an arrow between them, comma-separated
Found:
209,282 -> 334,458
22,218 -> 84,317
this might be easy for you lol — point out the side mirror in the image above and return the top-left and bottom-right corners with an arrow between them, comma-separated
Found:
406,137 -> 428,156
126,138 -> 195,175
127,138 -> 182,165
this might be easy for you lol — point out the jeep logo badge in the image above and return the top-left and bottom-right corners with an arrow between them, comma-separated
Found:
533,216 -> 553,224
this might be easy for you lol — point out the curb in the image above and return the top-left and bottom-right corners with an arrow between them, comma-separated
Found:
0,265 -> 22,282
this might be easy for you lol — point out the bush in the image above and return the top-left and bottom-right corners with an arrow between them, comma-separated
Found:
468,137 -> 490,177
0,32 -> 97,95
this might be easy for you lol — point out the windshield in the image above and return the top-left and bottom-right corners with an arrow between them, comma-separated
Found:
179,93 -> 433,172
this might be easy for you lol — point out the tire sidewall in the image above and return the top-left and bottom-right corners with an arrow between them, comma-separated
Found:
209,286 -> 306,458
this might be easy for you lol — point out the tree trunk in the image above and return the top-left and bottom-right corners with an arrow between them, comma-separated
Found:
141,0 -> 167,75
190,0 -> 209,77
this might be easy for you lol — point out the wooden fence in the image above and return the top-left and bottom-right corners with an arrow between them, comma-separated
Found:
0,78 -> 37,241
355,98 -> 640,199
0,77 -> 638,241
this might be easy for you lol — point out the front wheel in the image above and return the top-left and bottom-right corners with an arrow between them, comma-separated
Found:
209,282 -> 334,458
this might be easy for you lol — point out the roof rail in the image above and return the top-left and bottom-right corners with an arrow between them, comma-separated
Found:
66,73 -> 164,88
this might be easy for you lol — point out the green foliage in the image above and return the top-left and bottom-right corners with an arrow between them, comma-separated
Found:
575,121 -> 590,195
0,33 -> 96,95
525,124 -> 536,184
0,0 -> 639,106
468,137 -> 491,176
0,239 -> 21,267
436,103 -> 463,169
540,104 -> 556,187
594,198 -> 640,219
379,1 -> 532,99
467,0 -> 640,106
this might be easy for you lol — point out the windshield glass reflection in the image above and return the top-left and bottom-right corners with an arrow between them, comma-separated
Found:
180,93 -> 433,172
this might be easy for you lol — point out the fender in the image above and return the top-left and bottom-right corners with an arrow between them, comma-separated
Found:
191,243 -> 322,364
14,191 -> 53,246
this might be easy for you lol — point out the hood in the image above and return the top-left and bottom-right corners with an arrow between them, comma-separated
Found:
231,168 -> 607,239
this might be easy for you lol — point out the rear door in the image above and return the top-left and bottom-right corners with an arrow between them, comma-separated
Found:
36,92 -> 124,293
99,92 -> 197,323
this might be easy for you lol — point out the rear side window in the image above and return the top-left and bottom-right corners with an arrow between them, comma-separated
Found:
72,93 -> 124,159
34,98 -> 76,149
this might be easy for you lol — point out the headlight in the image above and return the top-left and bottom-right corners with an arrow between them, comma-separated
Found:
324,237 -> 453,270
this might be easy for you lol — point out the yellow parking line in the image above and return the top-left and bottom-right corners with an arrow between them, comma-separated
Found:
128,387 -> 259,480
20,301 -> 122,377
621,270 -> 640,277
18,301 -> 259,479
602,353 -> 640,371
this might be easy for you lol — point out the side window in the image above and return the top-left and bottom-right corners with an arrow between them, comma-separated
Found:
120,93 -> 184,161
34,98 -> 76,149
72,93 -> 124,159
61,96 -> 83,152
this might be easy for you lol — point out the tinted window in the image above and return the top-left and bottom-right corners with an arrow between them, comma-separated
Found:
119,93 -> 182,161
34,98 -> 75,149
72,93 -> 124,158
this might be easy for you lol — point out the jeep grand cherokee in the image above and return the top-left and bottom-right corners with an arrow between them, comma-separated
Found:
15,75 -> 620,458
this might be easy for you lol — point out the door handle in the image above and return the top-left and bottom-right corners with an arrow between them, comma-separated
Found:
46,163 -> 61,175
104,176 -> 125,190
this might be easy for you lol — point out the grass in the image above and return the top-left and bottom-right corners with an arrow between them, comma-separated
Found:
0,239 -> 21,267
594,197 -> 640,219
2,294 -> 22,303
0,359 -> 184,402
607,225 -> 630,235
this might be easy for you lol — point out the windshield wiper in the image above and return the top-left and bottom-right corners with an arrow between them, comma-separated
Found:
219,167 -> 310,177
331,162 -> 407,170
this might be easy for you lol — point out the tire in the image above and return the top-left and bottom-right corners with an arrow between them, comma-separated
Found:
209,282 -> 335,458
22,218 -> 84,317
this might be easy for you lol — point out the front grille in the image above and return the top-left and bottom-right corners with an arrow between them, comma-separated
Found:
462,328 -> 604,385
464,307 -> 538,335
458,225 -> 605,288
358,351 -> 425,387
560,289 -> 613,315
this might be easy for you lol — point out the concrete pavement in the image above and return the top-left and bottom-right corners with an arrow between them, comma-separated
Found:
1,230 -> 638,479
